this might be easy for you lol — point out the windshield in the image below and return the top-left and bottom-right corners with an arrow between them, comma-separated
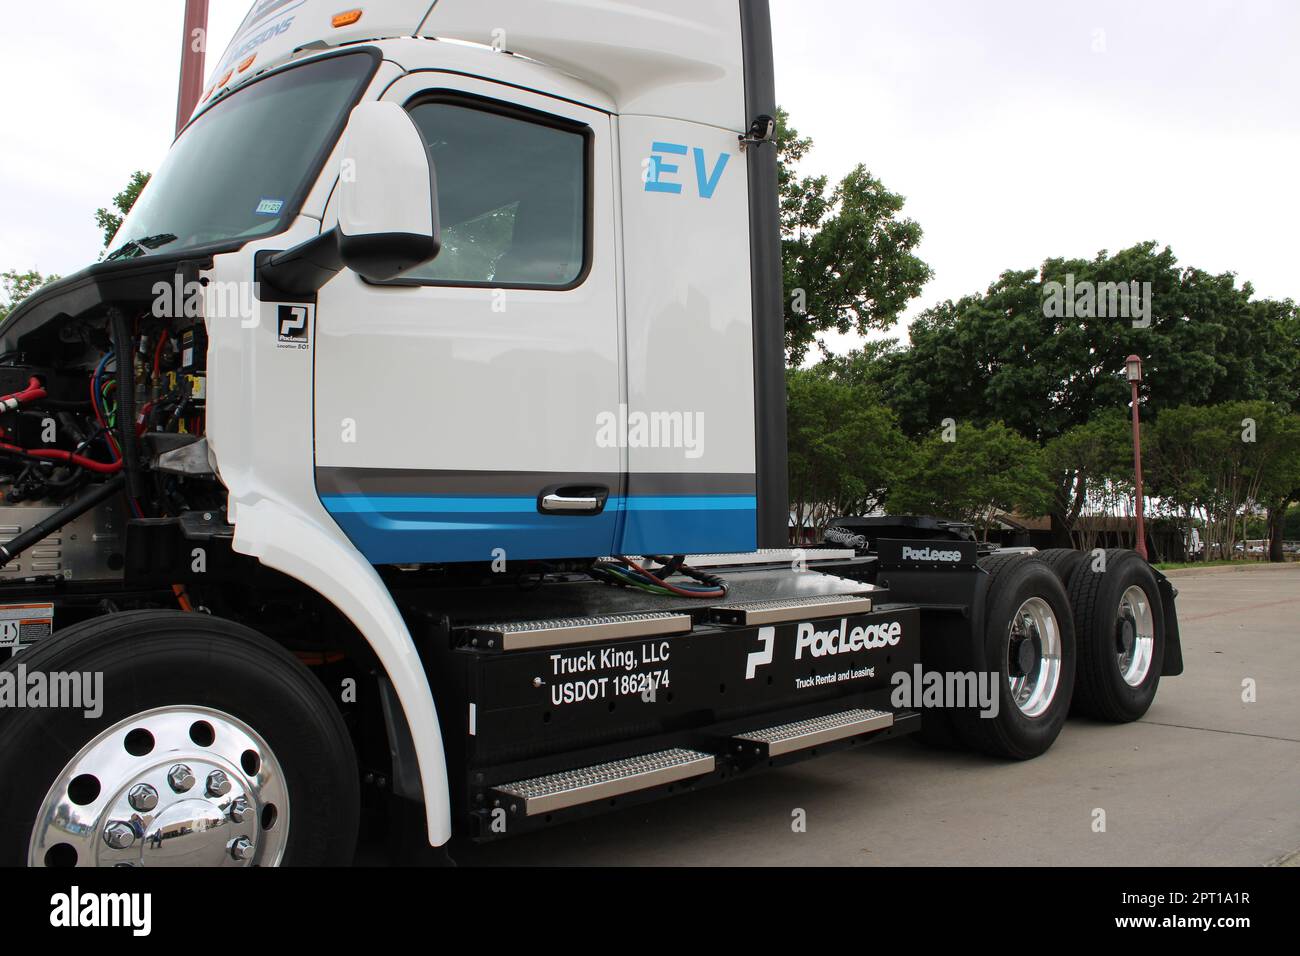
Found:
108,51 -> 377,261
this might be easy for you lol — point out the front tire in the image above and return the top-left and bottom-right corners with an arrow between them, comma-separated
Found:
0,610 -> 359,867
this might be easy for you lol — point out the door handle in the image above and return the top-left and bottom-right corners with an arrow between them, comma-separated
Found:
541,494 -> 603,513
538,486 -> 609,515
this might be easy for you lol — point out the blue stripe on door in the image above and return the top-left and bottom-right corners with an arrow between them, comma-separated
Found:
320,495 -> 757,564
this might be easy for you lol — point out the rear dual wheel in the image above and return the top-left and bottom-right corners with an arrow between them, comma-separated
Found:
951,555 -> 1077,759
1068,549 -> 1165,722
0,610 -> 359,867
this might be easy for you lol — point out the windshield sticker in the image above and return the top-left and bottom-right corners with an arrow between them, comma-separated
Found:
255,198 -> 286,216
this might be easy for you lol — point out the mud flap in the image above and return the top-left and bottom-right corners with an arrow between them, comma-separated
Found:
1152,568 -> 1184,676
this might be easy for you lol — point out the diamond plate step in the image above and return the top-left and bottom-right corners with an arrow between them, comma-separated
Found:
732,708 -> 894,757
458,611 -> 692,651
492,748 -> 716,815
709,593 -> 873,626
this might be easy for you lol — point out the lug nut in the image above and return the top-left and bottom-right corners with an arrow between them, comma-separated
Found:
229,836 -> 254,861
206,770 -> 232,798
103,822 -> 136,850
167,764 -> 196,793
228,797 -> 250,823
128,784 -> 159,813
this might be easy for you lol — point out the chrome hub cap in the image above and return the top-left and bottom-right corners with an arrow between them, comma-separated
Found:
1006,597 -> 1062,718
1116,585 -> 1155,687
29,706 -> 289,867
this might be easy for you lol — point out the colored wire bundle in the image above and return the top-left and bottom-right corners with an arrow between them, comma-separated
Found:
89,353 -> 144,518
590,555 -> 727,599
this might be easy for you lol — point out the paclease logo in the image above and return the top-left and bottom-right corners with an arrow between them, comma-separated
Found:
794,618 -> 901,660
900,545 -> 962,562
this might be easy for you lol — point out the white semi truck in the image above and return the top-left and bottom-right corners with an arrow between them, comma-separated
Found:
0,0 -> 1181,867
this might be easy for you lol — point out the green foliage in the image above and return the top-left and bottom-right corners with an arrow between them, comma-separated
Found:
776,108 -> 931,365
95,170 -> 151,247
1284,503 -> 1300,539
0,269 -> 59,322
884,242 -> 1297,441
1146,402 -> 1300,557
1043,411 -> 1134,547
787,365 -> 912,537
886,422 -> 1054,539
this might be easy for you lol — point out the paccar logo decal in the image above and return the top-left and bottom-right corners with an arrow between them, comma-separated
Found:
900,545 -> 963,562
744,626 -> 775,679
276,304 -> 311,350
794,617 -> 901,660
644,142 -> 731,198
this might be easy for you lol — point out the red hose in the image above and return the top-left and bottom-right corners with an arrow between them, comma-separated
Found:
0,442 -> 123,474
0,376 -> 46,410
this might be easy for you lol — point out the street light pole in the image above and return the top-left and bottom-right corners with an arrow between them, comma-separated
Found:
1125,354 -> 1148,561
175,0 -> 211,137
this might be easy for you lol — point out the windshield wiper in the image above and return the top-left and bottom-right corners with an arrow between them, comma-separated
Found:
105,233 -> 179,262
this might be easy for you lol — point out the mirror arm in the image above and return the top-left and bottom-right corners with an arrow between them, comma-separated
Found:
255,229 -> 344,299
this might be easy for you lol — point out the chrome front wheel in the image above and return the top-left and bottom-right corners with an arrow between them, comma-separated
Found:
1,610 -> 358,867
29,705 -> 289,868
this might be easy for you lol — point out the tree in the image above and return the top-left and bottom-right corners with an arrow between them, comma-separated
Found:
1283,504 -> 1300,541
0,269 -> 59,322
95,170 -> 151,248
786,366 -> 912,539
1146,402 -> 1300,560
886,422 -> 1054,540
886,243 -> 1292,439
882,242 -> 1300,543
776,108 -> 932,365
1043,412 -> 1134,550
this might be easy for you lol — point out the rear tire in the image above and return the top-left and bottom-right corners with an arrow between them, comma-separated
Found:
951,555 -> 1077,759
1068,549 -> 1165,722
0,610 -> 359,867
1036,548 -> 1085,589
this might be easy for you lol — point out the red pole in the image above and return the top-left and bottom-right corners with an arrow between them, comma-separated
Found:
1130,378 -> 1148,560
175,0 -> 211,137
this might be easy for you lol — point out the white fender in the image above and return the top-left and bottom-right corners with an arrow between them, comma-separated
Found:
230,498 -> 452,846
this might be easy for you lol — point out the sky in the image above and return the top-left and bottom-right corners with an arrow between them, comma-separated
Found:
1,0 -> 1296,351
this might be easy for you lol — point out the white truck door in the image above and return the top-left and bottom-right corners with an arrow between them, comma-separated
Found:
313,76 -> 621,564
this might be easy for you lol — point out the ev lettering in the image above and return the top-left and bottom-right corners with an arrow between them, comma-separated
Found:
794,617 -> 901,660
645,142 -> 731,198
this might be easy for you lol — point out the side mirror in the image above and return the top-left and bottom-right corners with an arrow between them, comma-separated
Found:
336,101 -> 441,282
255,102 -> 440,298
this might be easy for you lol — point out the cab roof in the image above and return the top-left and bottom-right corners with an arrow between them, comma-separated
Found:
203,0 -> 745,130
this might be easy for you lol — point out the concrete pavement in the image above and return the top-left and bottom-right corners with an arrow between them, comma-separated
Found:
459,564 -> 1300,866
